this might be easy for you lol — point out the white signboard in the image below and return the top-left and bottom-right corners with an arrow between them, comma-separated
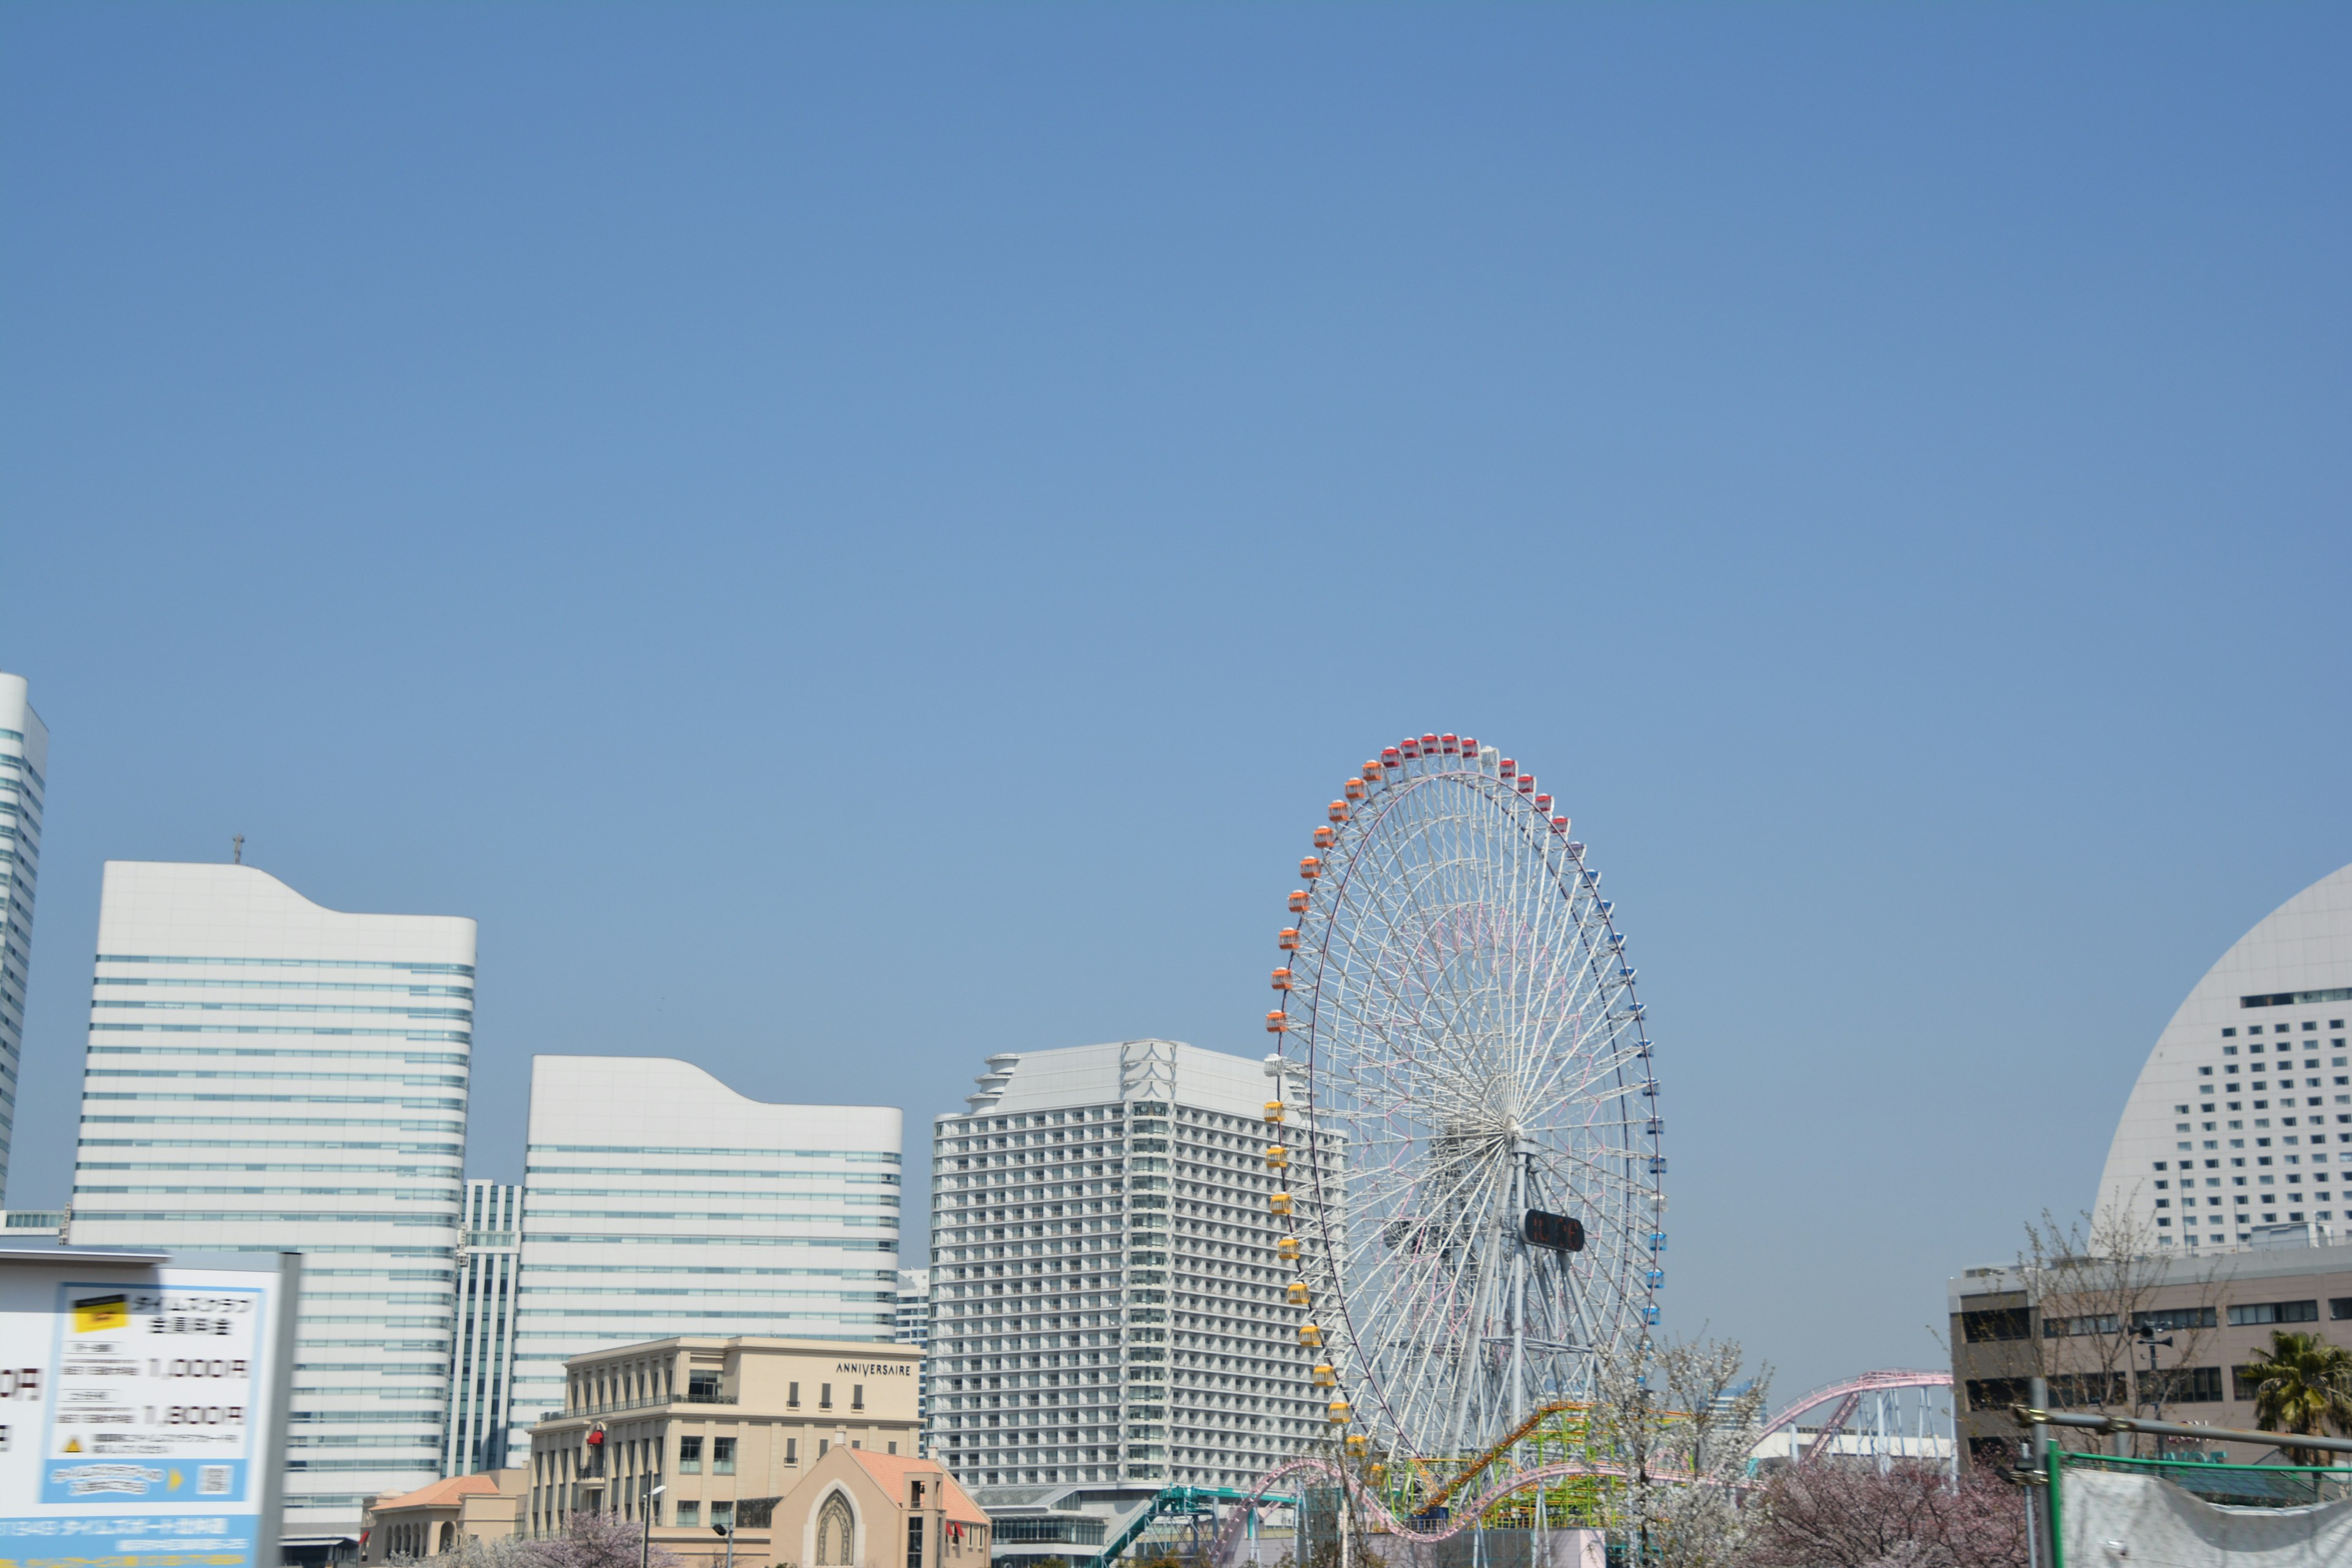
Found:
0,1254 -> 294,1568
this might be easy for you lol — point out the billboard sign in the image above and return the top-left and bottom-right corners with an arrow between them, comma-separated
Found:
0,1251 -> 296,1568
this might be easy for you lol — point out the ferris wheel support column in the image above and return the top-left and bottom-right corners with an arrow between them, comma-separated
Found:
1510,1141 -> 1532,1431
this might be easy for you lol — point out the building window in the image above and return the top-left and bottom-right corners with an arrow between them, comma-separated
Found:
821,1382 -> 834,1410
1961,1308 -> 2030,1343
818,1496 -> 854,1566
678,1437 -> 702,1473
2227,1300 -> 2320,1326
789,1382 -> 801,1408
786,1438 -> 799,1465
711,1502 -> 734,1530
2151,1366 -> 2223,1404
676,1502 -> 699,1528
853,1384 -> 865,1411
714,1437 -> 737,1475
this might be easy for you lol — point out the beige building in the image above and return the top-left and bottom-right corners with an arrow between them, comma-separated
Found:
527,1335 -> 924,1562
361,1471 -> 526,1563
768,1447 -> 989,1568
1950,1240 -> 2352,1464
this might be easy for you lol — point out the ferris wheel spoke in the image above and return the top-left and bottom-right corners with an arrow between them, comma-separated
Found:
1281,741 -> 1662,1459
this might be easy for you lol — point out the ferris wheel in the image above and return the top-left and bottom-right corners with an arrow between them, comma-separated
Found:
1265,731 -> 1665,1464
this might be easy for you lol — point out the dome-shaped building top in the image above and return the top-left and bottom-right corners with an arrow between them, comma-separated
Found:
2097,862 -> 2352,1250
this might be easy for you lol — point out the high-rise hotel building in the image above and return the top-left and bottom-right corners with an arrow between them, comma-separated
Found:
505,1056 -> 903,1460
445,1180 -> 522,1477
925,1039 -> 1335,1493
67,862 -> 475,1547
2097,861 -> 2352,1250
0,671 -> 49,1196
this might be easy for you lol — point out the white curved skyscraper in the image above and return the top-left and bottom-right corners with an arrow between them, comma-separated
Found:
2096,862 -> 2352,1250
67,861 -> 475,1549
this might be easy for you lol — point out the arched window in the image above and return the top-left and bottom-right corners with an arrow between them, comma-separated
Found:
816,1493 -> 856,1566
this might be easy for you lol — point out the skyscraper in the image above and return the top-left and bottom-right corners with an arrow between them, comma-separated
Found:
445,1180 -> 522,1477
2097,860 -> 2352,1250
66,862 -> 475,1550
924,1039 -> 1333,1494
505,1055 -> 903,1460
0,671 -> 48,1198
897,1267 -> 932,1453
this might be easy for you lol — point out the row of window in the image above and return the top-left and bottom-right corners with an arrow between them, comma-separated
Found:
97,954 -> 473,976
526,1144 -> 899,1163
1964,1297 -> 2352,1343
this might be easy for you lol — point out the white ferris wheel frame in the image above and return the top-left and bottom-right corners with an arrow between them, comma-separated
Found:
1270,732 -> 1665,1463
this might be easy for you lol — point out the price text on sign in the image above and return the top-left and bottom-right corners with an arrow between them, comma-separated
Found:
40,1286 -> 263,1507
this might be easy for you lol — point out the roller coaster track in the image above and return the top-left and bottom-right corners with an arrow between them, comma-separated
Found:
1412,1401 -> 1589,1518
1204,1452 -> 1742,1564
1751,1369 -> 1953,1468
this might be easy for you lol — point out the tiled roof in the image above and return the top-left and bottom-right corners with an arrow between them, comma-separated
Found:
843,1451 -> 989,1525
371,1474 -> 503,1513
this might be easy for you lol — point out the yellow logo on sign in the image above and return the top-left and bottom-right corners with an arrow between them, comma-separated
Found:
63,1439 -> 81,1454
72,1295 -> 128,1334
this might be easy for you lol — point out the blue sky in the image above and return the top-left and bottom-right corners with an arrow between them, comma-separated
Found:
3,3 -> 2346,1404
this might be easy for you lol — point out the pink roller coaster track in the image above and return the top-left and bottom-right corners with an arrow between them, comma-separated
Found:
1753,1369 -> 1954,1465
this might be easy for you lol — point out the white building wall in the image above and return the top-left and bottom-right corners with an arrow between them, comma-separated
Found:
505,1055 -> 902,1460
445,1180 -> 522,1476
0,672 -> 49,1197
925,1039 -> 1332,1495
66,861 -> 475,1541
2097,862 -> 2352,1251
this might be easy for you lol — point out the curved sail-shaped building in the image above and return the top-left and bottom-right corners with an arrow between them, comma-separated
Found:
2096,862 -> 2352,1250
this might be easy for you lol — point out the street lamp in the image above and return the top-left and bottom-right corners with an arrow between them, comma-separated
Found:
710,1522 -> 735,1568
641,1483 -> 665,1568
2136,1324 -> 2174,1451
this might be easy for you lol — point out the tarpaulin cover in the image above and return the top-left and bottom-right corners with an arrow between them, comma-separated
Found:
2062,1466 -> 2352,1567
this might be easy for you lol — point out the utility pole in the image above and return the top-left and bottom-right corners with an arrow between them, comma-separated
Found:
231,834 -> 244,865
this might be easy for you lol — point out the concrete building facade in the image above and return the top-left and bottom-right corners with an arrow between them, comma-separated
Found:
524,1335 -> 924,1554
924,1039 -> 1333,1496
66,861 -> 475,1546
0,671 -> 47,1199
507,1057 -> 903,1458
2095,862 -> 2352,1251
1951,1240 -> 2352,1463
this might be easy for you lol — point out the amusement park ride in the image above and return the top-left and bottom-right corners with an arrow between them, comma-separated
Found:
1088,734 -> 1954,1565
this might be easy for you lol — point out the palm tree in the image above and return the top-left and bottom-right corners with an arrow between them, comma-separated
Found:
2241,1330 -> 2352,1466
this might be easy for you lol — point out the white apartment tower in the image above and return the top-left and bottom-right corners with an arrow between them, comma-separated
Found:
67,862 -> 475,1547
505,1056 -> 903,1459
0,672 -> 49,1196
445,1180 -> 522,1477
2097,861 -> 2352,1250
925,1039 -> 1333,1494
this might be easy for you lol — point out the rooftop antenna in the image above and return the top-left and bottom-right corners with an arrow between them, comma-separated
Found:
232,834 -> 244,865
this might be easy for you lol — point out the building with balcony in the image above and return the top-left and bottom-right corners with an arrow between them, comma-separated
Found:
505,1056 -> 903,1459
524,1334 -> 923,1566
924,1039 -> 1334,1496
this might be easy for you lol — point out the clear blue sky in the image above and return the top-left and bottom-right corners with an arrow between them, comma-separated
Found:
4,4 -> 2346,1405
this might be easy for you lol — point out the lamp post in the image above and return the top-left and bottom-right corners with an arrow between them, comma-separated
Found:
711,1523 -> 733,1568
640,1483 -> 665,1568
2136,1325 -> 2174,1454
